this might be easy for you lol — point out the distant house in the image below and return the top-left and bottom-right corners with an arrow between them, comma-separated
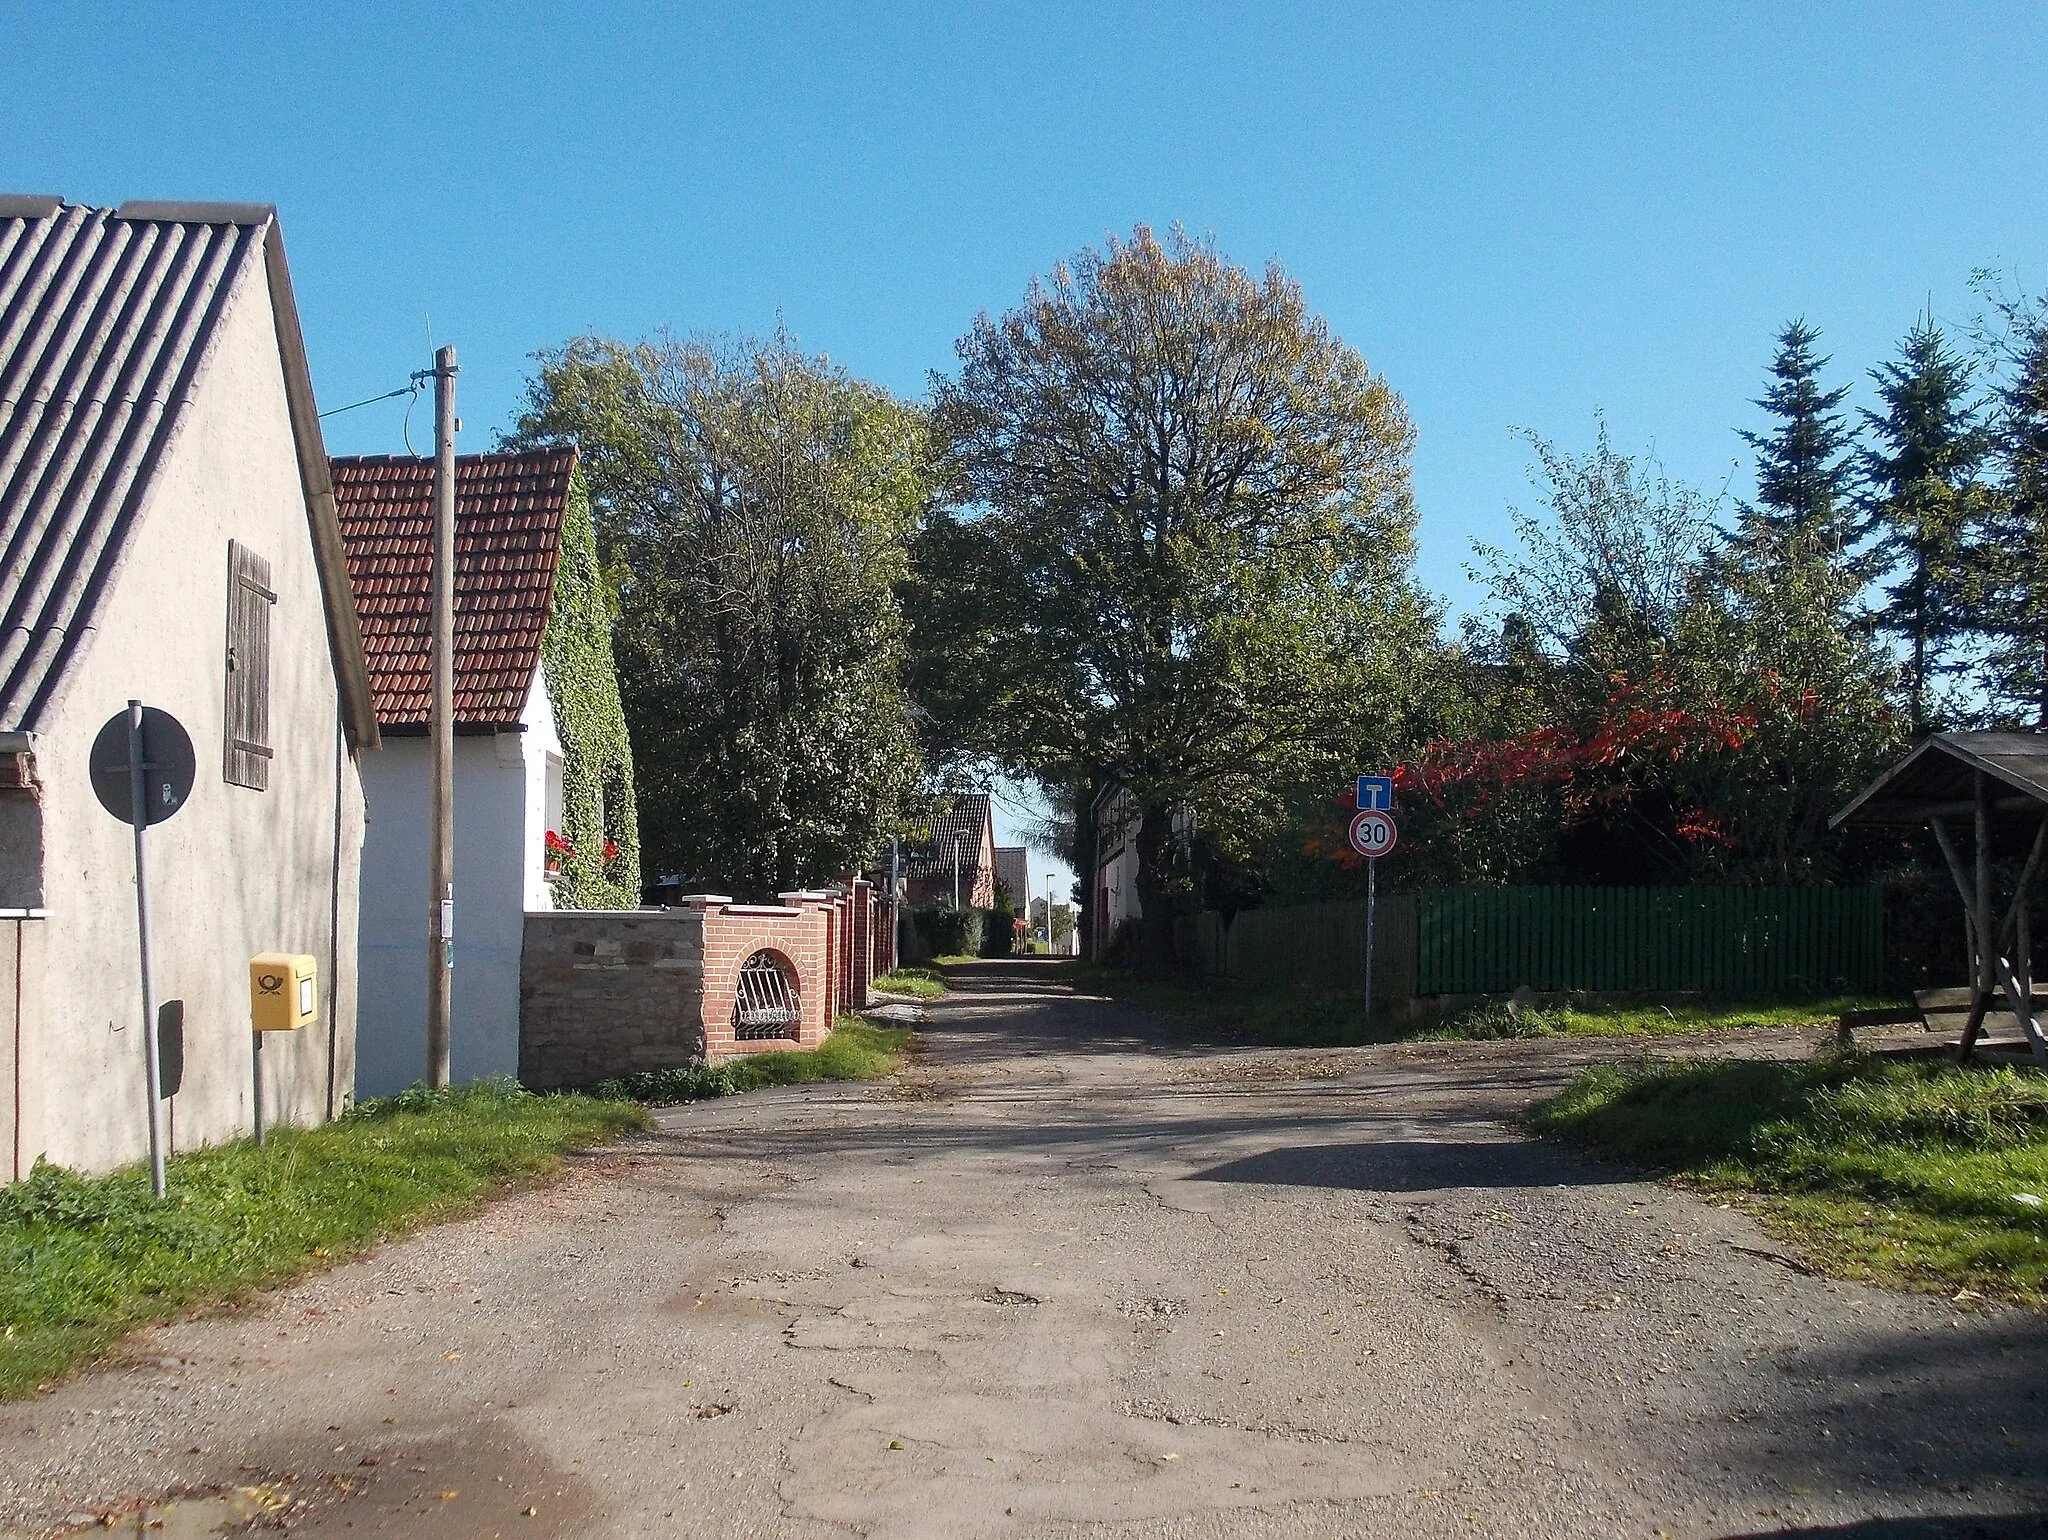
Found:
1092,782 -> 1140,957
1089,780 -> 1192,959
993,845 -> 1029,917
334,450 -> 638,1097
0,197 -> 380,1176
904,793 -> 995,908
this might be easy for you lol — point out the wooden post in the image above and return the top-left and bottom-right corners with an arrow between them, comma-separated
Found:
1961,773 -> 1997,1061
426,345 -> 457,1088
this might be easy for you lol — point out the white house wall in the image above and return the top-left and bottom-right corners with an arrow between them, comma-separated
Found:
355,674 -> 558,1099
26,256 -> 365,1173
521,673 -> 562,913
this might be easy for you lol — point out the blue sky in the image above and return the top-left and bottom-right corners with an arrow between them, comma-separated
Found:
8,2 -> 2046,891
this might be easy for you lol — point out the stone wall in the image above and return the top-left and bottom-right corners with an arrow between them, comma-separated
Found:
518,908 -> 706,1089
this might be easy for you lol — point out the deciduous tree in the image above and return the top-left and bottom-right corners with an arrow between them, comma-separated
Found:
511,333 -> 930,898
918,227 -> 1431,970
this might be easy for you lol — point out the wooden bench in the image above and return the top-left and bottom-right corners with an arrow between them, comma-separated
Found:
1837,986 -> 2048,1053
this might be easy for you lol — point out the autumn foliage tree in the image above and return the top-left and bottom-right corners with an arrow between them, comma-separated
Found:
1352,432 -> 1903,890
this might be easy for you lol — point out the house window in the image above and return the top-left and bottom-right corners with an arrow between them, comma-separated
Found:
224,541 -> 275,790
543,751 -> 564,840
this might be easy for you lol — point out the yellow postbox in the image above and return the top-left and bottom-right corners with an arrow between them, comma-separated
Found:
250,953 -> 318,1032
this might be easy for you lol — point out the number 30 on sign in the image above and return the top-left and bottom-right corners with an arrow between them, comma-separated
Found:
1348,809 -> 1398,859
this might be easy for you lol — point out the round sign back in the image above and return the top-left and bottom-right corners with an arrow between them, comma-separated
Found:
1348,808 -> 1398,859
91,706 -> 196,827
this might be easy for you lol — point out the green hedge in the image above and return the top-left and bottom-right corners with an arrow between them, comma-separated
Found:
978,906 -> 1015,957
913,903 -> 983,957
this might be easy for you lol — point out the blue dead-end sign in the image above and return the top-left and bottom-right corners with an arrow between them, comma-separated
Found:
1356,774 -> 1393,812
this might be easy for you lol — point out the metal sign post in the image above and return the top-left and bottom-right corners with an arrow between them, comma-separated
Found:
1348,799 -> 1400,1029
91,702 -> 195,1200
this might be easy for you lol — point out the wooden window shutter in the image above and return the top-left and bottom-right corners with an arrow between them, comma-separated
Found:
224,541 -> 276,790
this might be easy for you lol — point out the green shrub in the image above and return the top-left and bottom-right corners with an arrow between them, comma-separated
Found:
913,903 -> 983,958
978,906 -> 1015,956
586,1018 -> 913,1105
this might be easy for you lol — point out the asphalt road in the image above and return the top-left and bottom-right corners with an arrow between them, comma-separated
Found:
3,960 -> 2047,1539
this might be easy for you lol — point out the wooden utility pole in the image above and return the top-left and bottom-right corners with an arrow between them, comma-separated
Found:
426,344 -> 457,1087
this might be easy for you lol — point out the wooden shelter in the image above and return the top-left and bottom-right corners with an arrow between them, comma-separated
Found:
1832,732 -> 2048,1065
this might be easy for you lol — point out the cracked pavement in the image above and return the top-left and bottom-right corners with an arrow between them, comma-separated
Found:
2,959 -> 2046,1538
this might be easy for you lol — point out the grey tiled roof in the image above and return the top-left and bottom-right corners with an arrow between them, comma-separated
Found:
907,794 -> 992,875
993,846 -> 1029,911
0,197 -> 375,740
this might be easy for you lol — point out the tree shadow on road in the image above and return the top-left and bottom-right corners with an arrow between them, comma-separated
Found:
1717,1519 -> 2047,1538
1187,1136 -> 1629,1192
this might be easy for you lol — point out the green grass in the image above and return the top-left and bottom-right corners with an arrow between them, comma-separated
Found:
1066,963 -> 1887,1048
590,1016 -> 913,1105
1528,1052 -> 2048,1306
0,1080 -> 646,1399
872,966 -> 947,999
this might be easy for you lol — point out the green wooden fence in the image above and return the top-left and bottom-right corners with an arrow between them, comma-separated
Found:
1179,885 -> 1884,998
1415,885 -> 1884,995
1179,896 -> 1417,1007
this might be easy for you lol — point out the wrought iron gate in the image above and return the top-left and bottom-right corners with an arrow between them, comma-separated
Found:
733,949 -> 801,1041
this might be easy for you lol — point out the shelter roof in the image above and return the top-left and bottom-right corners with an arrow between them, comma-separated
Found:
331,449 -> 577,730
1831,732 -> 2048,828
0,197 -> 377,742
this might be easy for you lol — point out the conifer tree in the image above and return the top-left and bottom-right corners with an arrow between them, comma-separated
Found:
1976,316 -> 2048,724
1860,317 -> 1987,732
1734,320 -> 1858,556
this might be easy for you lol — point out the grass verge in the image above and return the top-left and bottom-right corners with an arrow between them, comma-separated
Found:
0,1080 -> 645,1399
1528,1052 -> 2048,1306
1067,963 -> 1889,1049
872,966 -> 946,999
590,1016 -> 913,1106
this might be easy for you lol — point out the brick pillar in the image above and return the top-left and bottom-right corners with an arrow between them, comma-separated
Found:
781,892 -> 841,1034
676,895 -> 735,1055
833,891 -> 849,1023
849,878 -> 873,1010
835,882 -> 855,1013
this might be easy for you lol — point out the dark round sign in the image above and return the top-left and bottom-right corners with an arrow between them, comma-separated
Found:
90,706 -> 196,827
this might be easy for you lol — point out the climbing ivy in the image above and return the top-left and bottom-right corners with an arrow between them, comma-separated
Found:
541,468 -> 641,908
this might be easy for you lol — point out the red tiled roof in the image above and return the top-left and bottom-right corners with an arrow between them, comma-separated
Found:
330,449 -> 577,729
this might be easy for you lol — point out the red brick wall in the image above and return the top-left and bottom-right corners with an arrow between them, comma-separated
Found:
700,901 -> 832,1058
520,896 -> 858,1083
873,895 -> 896,978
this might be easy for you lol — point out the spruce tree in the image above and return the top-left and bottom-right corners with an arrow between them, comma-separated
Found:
1977,318 -> 2048,724
1734,320 -> 1858,556
1860,317 -> 1987,732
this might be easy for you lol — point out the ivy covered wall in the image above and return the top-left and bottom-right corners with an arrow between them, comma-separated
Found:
541,468 -> 642,908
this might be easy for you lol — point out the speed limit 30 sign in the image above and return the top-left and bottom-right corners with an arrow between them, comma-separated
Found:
1348,808 -> 1398,858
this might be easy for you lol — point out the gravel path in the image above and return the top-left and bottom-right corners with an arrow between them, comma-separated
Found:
2,960 -> 2045,1538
